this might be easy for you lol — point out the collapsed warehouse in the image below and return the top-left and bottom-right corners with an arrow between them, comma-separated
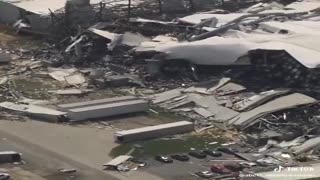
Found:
2,0 -> 320,179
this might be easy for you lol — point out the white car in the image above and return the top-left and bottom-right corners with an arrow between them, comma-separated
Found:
195,171 -> 215,178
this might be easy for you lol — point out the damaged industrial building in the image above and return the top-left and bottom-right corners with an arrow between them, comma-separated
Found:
1,0 -> 320,179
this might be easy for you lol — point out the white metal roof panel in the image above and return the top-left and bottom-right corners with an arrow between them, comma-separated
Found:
151,34 -> 320,68
103,155 -> 132,166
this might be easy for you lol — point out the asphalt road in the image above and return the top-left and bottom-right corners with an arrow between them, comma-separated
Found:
0,128 -> 120,180
0,120 -> 164,180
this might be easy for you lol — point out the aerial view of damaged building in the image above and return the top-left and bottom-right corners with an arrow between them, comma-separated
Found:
2,0 -> 320,179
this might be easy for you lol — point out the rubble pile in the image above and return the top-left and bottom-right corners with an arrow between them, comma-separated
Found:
2,0 -> 320,178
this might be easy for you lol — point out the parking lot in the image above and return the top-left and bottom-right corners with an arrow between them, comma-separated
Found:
140,152 -> 248,179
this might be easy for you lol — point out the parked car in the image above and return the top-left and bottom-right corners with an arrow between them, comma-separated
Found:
188,151 -> 207,159
203,150 -> 222,157
195,171 -> 215,178
155,155 -> 173,163
211,164 -> 233,174
171,154 -> 189,161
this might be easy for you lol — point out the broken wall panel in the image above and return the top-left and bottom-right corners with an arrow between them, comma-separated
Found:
228,93 -> 317,128
0,102 -> 67,122
151,88 -> 183,104
103,155 -> 133,168
215,82 -> 246,96
232,89 -> 289,112
187,93 -> 239,122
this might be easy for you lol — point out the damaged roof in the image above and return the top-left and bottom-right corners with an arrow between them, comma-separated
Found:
148,33 -> 320,68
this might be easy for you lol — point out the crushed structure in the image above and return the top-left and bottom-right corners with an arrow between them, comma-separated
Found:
2,0 -> 320,179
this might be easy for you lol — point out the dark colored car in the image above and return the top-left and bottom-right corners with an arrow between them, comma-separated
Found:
155,155 -> 173,163
195,171 -> 215,178
203,150 -> 223,157
170,154 -> 189,161
211,164 -> 233,174
189,151 -> 207,159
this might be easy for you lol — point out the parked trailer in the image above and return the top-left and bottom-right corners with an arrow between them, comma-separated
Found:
0,151 -> 21,164
114,121 -> 194,143
58,96 -> 148,121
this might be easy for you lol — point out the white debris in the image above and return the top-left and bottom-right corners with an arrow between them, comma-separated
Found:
48,68 -> 78,82
48,68 -> 87,85
51,89 -> 93,95
0,77 -> 8,85
65,73 -> 86,85
0,102 -> 66,122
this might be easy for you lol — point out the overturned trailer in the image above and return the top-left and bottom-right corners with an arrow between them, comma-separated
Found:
114,121 -> 194,142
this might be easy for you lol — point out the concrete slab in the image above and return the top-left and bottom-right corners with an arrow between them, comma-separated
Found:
233,89 -> 289,112
187,93 -> 239,122
151,88 -> 183,104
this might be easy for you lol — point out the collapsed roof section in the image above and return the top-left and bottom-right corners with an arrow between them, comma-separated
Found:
141,32 -> 320,68
135,0 -> 320,69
